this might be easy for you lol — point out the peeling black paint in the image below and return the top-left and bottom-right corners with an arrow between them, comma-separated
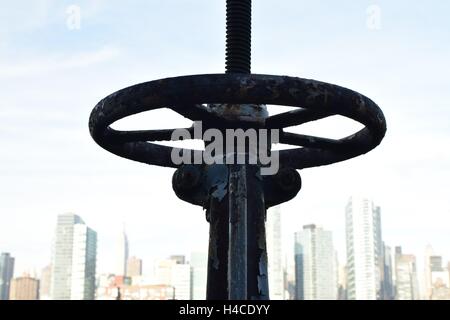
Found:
88,0 -> 386,301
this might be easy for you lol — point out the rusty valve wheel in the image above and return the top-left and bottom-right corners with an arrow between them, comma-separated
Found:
89,0 -> 387,301
89,73 -> 386,170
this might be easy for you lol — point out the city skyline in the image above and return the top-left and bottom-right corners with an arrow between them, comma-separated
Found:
2,199 -> 450,300
2,196 -> 450,286
4,197 -> 449,279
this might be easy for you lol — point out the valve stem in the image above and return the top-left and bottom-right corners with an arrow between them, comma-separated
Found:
226,0 -> 252,74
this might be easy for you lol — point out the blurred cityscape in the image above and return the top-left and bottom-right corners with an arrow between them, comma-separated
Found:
1,196 -> 449,300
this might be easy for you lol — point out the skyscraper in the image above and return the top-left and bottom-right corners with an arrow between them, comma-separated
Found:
9,275 -> 40,300
382,245 -> 395,300
430,256 -> 443,271
172,263 -> 191,300
345,196 -> 382,300
50,213 -> 97,300
284,252 -> 297,300
428,257 -> 450,300
294,225 -> 337,300
154,257 -> 191,300
70,223 -> 97,300
190,251 -> 207,300
430,256 -> 447,287
50,214 -> 84,299
337,265 -> 348,300
170,255 -> 185,265
127,256 -> 143,278
39,265 -> 52,300
116,226 -> 129,276
395,247 -> 419,300
423,244 -> 434,299
266,206 -> 284,300
422,246 -> 450,300
448,262 -> 450,285
0,252 -> 15,300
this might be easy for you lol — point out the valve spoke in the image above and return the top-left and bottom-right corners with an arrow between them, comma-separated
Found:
106,127 -> 194,143
280,131 -> 342,149
266,108 -> 332,129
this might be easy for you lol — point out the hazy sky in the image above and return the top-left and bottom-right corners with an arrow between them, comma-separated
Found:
1,0 -> 449,277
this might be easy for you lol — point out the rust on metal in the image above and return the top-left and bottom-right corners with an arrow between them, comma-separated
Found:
89,74 -> 386,170
88,0 -> 386,301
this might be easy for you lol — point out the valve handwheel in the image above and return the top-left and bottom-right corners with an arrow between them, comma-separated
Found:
89,74 -> 386,170
89,0 -> 387,301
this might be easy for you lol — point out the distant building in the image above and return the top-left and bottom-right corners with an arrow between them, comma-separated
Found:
283,254 -> 296,300
431,270 -> 449,288
429,255 -> 447,285
285,278 -> 296,300
172,263 -> 191,300
381,245 -> 395,300
395,247 -> 419,300
0,252 -> 15,300
39,265 -> 52,300
423,246 -> 450,300
345,196 -> 383,300
294,224 -> 337,300
127,256 -> 143,278
337,265 -> 348,300
97,283 -> 174,300
116,226 -> 129,276
190,251 -> 207,300
50,213 -> 84,299
266,206 -> 284,300
170,255 -> 186,265
426,257 -> 450,300
155,259 -> 173,285
70,223 -> 97,300
423,245 -> 434,299
154,257 -> 191,300
431,287 -> 450,300
9,276 -> 39,300
50,213 -> 97,300
430,256 -> 443,271
96,273 -> 118,292
448,262 -> 450,285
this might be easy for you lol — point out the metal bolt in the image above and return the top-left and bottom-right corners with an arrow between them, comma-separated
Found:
172,165 -> 201,191
275,167 -> 302,192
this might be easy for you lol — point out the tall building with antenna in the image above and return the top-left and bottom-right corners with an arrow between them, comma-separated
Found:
116,224 -> 129,276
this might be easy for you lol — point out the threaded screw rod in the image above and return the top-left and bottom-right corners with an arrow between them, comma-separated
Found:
226,0 -> 252,74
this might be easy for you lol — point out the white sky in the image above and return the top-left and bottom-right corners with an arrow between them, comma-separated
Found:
1,1 -> 449,279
